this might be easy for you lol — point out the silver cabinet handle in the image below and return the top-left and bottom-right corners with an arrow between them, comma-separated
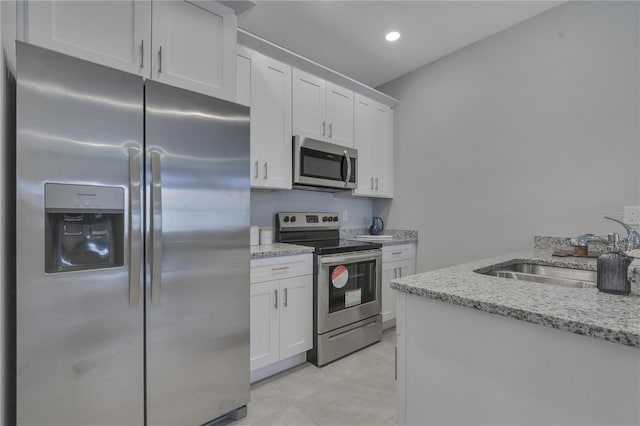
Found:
343,150 -> 351,187
395,346 -> 398,381
399,268 -> 402,278
274,289 -> 278,309
375,177 -> 379,190
370,177 -> 374,190
321,121 -> 326,136
140,40 -> 144,69
158,46 -> 162,74
328,122 -> 333,137
128,147 -> 142,308
393,267 -> 397,279
150,151 -> 163,304
254,161 -> 258,179
272,266 -> 290,271
392,251 -> 402,255
263,162 -> 268,179
284,288 -> 288,307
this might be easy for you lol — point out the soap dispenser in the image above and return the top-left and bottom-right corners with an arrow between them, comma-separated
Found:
597,233 -> 632,295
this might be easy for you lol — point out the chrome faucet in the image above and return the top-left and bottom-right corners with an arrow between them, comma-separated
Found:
571,216 -> 640,251
603,216 -> 640,251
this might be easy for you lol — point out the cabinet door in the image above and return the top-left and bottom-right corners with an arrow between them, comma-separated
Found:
25,0 -> 151,76
250,280 -> 280,371
292,68 -> 326,141
325,82 -> 354,147
279,275 -> 313,359
152,0 -> 236,100
353,94 -> 375,196
371,103 -> 393,197
236,50 -> 251,107
381,261 -> 397,326
252,53 -> 292,190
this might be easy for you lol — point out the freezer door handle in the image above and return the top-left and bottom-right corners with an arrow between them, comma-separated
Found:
129,147 -> 142,308
150,150 -> 163,304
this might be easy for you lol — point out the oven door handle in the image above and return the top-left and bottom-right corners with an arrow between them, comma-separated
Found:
320,252 -> 380,265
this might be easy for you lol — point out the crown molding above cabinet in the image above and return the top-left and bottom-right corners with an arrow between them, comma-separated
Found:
237,28 -> 398,109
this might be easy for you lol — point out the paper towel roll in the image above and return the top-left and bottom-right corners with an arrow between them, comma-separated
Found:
259,228 -> 273,245
250,225 -> 259,246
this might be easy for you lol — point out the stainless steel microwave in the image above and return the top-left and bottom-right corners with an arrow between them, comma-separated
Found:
293,136 -> 357,191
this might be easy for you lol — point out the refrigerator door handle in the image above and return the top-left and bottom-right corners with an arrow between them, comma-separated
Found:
129,147 -> 142,308
150,150 -> 163,304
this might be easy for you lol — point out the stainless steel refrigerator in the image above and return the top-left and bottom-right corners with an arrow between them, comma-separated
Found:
15,42 -> 250,425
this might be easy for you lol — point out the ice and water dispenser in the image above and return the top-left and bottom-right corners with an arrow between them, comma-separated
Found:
44,183 -> 125,273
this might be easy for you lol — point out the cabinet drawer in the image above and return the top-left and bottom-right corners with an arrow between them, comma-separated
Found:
251,254 -> 313,283
382,244 -> 415,263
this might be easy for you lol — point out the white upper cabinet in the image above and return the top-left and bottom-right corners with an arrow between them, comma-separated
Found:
325,82 -> 354,147
353,93 -> 394,198
292,68 -> 354,147
237,47 -> 292,190
24,0 -> 151,76
151,0 -> 236,101
23,0 -> 237,101
292,69 -> 326,142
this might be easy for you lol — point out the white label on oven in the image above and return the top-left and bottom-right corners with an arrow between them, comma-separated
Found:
331,265 -> 348,289
345,289 -> 362,308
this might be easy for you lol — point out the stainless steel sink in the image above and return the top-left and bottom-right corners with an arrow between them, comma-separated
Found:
478,263 -> 596,288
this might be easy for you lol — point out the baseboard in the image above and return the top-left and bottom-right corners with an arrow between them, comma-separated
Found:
250,353 -> 307,383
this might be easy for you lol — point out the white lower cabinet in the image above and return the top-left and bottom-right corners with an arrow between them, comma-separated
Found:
381,244 -> 416,328
250,255 -> 313,372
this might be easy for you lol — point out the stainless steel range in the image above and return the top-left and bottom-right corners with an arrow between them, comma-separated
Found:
276,212 -> 382,366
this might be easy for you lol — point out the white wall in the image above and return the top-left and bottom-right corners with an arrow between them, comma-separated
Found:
375,1 -> 640,272
251,190 -> 372,229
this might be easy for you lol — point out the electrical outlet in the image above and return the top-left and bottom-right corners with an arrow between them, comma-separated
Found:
624,206 -> 640,225
342,210 -> 348,222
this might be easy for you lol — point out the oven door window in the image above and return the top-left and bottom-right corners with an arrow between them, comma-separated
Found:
328,260 -> 376,313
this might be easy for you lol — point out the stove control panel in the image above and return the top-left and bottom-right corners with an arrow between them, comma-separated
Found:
277,212 -> 341,230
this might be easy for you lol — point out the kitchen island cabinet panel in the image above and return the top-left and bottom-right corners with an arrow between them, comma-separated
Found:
397,293 -> 640,425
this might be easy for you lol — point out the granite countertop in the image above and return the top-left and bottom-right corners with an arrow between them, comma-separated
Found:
391,249 -> 640,348
250,243 -> 314,259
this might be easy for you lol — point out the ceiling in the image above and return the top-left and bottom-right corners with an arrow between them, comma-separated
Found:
238,1 -> 563,88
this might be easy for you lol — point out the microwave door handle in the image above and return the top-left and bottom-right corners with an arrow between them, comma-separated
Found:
128,147 -> 142,308
343,150 -> 351,186
150,150 -> 163,305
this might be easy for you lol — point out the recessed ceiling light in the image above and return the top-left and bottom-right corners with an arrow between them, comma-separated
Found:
385,31 -> 401,42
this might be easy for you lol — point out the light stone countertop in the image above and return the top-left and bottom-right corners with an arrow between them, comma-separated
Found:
250,243 -> 314,259
391,249 -> 640,348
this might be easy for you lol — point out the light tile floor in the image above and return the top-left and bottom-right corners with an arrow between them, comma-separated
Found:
222,329 -> 397,426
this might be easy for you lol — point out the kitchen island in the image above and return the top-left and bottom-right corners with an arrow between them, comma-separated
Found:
392,249 -> 640,425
